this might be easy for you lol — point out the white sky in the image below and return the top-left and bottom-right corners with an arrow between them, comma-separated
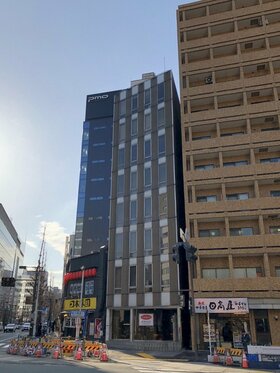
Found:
0,0 -> 192,288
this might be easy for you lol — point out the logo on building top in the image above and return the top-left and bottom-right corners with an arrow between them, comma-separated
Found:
88,94 -> 109,102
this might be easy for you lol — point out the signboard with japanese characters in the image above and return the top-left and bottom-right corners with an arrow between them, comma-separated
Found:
194,298 -> 249,314
139,313 -> 154,326
64,297 -> 96,311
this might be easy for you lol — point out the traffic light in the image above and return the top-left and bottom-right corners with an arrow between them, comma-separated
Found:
172,242 -> 185,264
1,277 -> 16,287
183,242 -> 198,262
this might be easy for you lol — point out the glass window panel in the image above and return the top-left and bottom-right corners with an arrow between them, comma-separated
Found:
144,89 -> 151,108
144,166 -> 151,187
275,267 -> 280,277
118,148 -> 125,168
144,264 -> 152,290
158,133 -> 166,155
159,162 -> 167,185
202,269 -> 216,279
216,268 -> 230,279
158,82 -> 164,103
117,174 -> 124,196
233,268 -> 246,278
144,228 -> 152,256
130,266 -> 136,288
130,169 -> 137,191
144,112 -> 151,131
120,100 -> 126,118
131,143 -> 137,163
271,190 -> 280,197
144,138 -> 151,159
158,107 -> 165,127
159,225 -> 169,254
130,200 -> 137,222
131,117 -> 137,136
144,196 -> 152,218
115,233 -> 123,259
161,262 -> 170,291
116,202 -> 124,226
269,226 -> 280,234
129,231 -> 137,258
131,94 -> 138,113
115,267 -> 121,291
159,193 -> 167,218
119,122 -> 125,142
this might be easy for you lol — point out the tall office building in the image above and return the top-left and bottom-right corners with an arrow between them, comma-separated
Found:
178,0 -> 280,348
73,91 -> 119,257
106,71 -> 186,351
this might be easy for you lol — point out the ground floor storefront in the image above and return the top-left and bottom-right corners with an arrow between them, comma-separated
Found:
105,307 -> 184,351
194,297 -> 280,349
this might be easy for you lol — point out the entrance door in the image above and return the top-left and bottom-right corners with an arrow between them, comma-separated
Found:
254,310 -> 271,345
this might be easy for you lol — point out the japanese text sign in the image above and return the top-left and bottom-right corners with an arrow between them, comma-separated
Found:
194,298 -> 249,314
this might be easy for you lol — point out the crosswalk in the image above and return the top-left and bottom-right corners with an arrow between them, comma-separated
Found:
0,342 -> 10,349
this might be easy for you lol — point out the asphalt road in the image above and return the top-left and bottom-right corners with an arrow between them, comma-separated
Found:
0,331 -> 271,373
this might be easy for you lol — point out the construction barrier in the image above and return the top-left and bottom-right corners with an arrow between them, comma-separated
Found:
6,336 -> 107,361
210,347 -> 243,367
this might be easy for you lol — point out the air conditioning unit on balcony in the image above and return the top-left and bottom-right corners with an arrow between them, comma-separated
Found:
205,76 -> 213,84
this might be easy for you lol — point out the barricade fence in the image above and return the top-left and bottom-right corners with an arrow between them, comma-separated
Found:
6,336 -> 108,360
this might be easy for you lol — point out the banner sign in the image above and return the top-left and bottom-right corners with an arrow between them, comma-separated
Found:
64,297 -> 96,311
194,298 -> 249,314
139,313 -> 154,326
94,318 -> 102,338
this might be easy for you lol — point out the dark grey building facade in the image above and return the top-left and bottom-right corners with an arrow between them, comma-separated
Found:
106,71 -> 186,351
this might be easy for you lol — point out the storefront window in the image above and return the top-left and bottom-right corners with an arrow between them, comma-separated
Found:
254,309 -> 271,345
112,310 -> 130,339
133,309 -> 176,341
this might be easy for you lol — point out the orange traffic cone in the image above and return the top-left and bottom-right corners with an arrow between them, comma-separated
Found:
52,345 -> 60,359
242,351 -> 249,369
75,346 -> 83,360
213,348 -> 219,364
35,344 -> 43,358
93,348 -> 100,358
225,350 -> 233,366
100,348 -> 108,362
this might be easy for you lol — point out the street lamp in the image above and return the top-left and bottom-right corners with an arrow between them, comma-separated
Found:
75,266 -> 85,339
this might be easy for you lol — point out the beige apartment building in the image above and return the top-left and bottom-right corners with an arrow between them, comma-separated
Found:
177,0 -> 280,348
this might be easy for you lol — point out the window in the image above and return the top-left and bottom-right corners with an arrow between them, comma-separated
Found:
144,137 -> 151,159
144,164 -> 151,187
130,199 -> 137,222
120,100 -> 126,118
195,164 -> 215,170
199,229 -> 220,237
117,174 -> 124,196
275,267 -> 280,277
202,268 -> 230,279
131,116 -> 137,136
158,107 -> 165,127
269,226 -> 280,234
230,227 -> 253,236
159,224 -> 169,254
144,89 -> 151,108
130,168 -> 137,191
116,201 -> 124,227
158,82 -> 164,103
119,121 -> 125,142
270,190 -> 280,197
158,132 -> 166,155
81,146 -> 88,158
118,147 -> 125,168
197,195 -> 217,202
144,112 -> 151,131
226,193 -> 249,200
115,267 -> 121,293
144,264 -> 152,291
131,142 -> 137,164
234,267 -> 263,278
129,230 -> 137,258
144,195 -> 152,218
159,162 -> 167,185
81,163 -> 87,174
161,262 -> 170,291
144,228 -> 152,256
129,266 -> 136,289
224,160 -> 248,167
115,232 -> 123,259
260,157 -> 280,164
159,193 -> 167,217
131,94 -> 138,113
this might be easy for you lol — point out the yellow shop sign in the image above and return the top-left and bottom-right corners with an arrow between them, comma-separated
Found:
64,297 -> 96,311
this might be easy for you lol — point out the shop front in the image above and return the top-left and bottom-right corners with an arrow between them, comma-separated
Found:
194,297 -> 250,350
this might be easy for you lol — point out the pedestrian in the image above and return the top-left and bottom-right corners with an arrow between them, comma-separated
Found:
241,330 -> 251,352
